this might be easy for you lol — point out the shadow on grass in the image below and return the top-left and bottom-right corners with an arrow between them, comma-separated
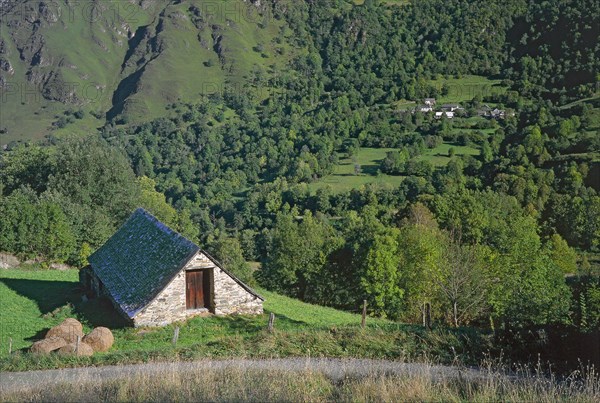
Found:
190,311 -> 306,336
24,328 -> 53,343
0,278 -> 78,313
76,297 -> 130,329
360,164 -> 380,175
0,278 -> 128,329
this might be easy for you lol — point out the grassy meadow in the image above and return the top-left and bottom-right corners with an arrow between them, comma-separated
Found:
1,268 -> 599,402
0,266 -> 492,371
308,143 -> 480,193
308,148 -> 406,193
428,75 -> 507,104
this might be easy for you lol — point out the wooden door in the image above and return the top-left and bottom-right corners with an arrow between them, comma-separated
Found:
186,270 -> 210,309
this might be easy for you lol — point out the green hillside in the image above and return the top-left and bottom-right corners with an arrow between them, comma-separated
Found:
0,0 -> 288,143
1,0 -> 599,375
0,267 -> 390,360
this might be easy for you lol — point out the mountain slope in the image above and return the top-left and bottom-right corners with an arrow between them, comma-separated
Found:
0,0 -> 286,144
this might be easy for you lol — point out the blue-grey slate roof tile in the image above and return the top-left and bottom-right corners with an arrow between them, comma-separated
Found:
88,208 -> 199,318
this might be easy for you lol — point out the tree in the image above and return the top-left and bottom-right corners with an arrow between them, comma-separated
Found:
0,144 -> 54,195
547,233 -> 578,274
260,210 -> 341,301
48,138 -> 139,224
436,242 -> 492,327
401,202 -> 439,229
0,191 -> 76,262
361,230 -> 403,317
481,142 -> 493,163
137,176 -> 177,226
381,150 -> 409,175
397,207 -> 446,322
211,236 -> 254,285
77,242 -> 93,268
42,201 -> 76,262
488,215 -> 571,327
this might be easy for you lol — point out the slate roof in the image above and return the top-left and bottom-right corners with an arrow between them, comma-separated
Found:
88,208 -> 200,318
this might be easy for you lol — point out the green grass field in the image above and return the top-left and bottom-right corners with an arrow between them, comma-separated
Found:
0,269 -> 390,356
429,75 -> 507,104
559,94 -> 600,111
0,267 -> 491,371
308,148 -> 406,193
308,144 -> 480,193
420,143 -> 480,166
0,267 -> 390,357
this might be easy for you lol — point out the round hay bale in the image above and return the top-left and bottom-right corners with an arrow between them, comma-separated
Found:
46,320 -> 84,343
30,337 -> 68,354
82,327 -> 114,352
57,342 -> 94,357
60,318 -> 83,333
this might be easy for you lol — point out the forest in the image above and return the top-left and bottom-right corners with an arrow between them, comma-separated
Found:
1,0 -> 599,337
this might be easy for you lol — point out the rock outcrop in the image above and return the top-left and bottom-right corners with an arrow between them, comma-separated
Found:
0,253 -> 20,269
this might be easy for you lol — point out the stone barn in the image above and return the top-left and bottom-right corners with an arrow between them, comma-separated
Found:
80,208 -> 264,327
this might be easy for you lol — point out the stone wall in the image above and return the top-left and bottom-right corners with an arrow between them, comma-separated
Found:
131,251 -> 263,327
80,266 -> 108,299
213,265 -> 263,315
81,267 -> 134,326
189,252 -> 263,316
133,270 -> 188,327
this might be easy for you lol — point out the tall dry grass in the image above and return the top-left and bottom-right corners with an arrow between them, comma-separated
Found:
342,363 -> 599,402
2,360 -> 599,402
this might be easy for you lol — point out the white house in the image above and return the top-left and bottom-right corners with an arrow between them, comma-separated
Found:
441,104 -> 463,112
435,111 -> 454,119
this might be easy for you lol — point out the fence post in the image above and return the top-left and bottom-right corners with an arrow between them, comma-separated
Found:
75,335 -> 81,354
8,337 -> 12,355
425,302 -> 431,329
172,326 -> 180,346
268,313 -> 275,333
361,300 -> 367,329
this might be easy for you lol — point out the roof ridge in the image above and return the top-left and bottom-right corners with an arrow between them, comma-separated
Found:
133,207 -> 200,250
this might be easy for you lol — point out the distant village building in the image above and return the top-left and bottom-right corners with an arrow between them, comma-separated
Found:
435,111 -> 455,119
80,208 -> 264,327
478,105 -> 490,116
424,98 -> 436,106
419,105 -> 434,113
490,108 -> 506,118
441,104 -> 463,112
478,104 -> 507,119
